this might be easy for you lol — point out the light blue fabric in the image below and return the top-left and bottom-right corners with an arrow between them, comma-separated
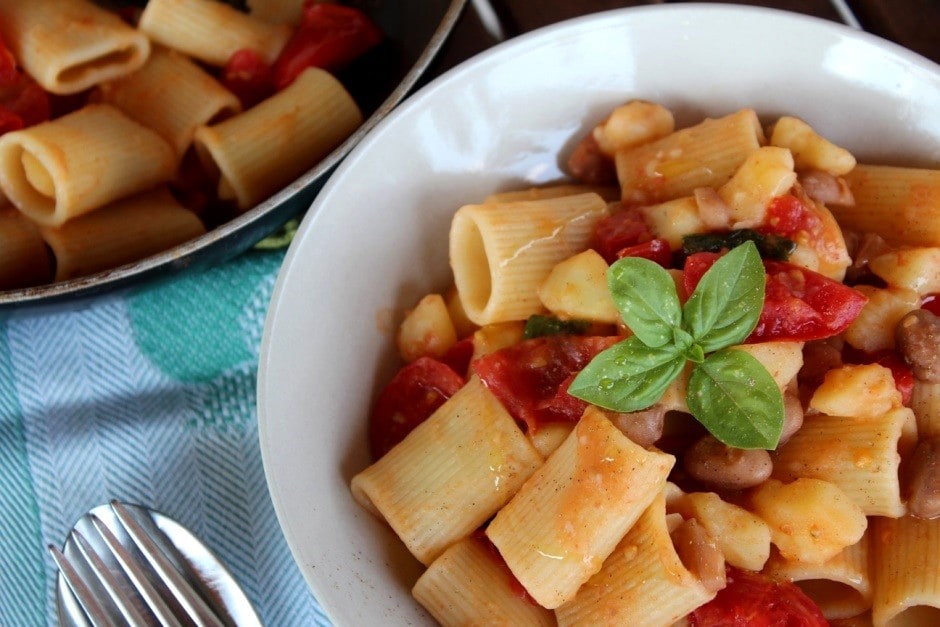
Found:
0,250 -> 331,627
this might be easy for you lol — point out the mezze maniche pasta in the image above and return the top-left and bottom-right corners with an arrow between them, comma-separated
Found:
351,100 -> 940,626
0,0 -> 381,290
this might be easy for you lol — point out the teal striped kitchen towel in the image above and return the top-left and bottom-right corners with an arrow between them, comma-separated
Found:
0,248 -> 329,627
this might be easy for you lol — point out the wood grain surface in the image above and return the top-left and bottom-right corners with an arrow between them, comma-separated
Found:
429,0 -> 939,77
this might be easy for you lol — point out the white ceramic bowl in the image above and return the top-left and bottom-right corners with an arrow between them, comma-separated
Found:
258,5 -> 940,625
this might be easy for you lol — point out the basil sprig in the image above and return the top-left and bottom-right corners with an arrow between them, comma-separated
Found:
568,241 -> 785,450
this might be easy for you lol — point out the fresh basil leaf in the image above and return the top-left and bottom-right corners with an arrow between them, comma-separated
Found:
608,256 -> 682,348
686,348 -> 784,450
523,315 -> 589,339
683,241 -> 765,353
568,336 -> 686,413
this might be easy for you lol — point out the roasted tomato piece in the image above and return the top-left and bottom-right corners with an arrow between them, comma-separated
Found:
761,194 -> 823,239
368,356 -> 465,459
0,108 -> 22,134
592,206 -> 654,263
923,294 -> 940,317
690,566 -> 828,627
0,33 -> 17,84
683,252 -> 867,343
617,237 -> 671,267
272,2 -> 383,89
438,337 -> 474,377
222,48 -> 274,109
873,351 -> 915,405
472,335 -> 618,432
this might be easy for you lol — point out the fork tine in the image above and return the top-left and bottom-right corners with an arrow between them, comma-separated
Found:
88,514 -> 181,627
111,500 -> 227,627
48,543 -> 121,627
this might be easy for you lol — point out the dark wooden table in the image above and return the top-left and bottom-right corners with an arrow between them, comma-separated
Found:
430,0 -> 939,75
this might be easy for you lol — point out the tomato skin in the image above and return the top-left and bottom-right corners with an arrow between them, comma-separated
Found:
923,294 -> 940,317
369,357 -> 465,459
683,253 -> 867,343
761,194 -> 823,239
222,48 -> 275,109
272,2 -> 383,89
617,237 -> 672,267
0,34 -> 17,84
690,567 -> 828,627
472,335 -> 618,432
438,337 -> 474,377
875,352 -> 915,405
0,35 -> 50,133
592,207 -> 654,264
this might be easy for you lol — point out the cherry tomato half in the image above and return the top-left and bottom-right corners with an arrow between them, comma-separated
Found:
472,335 -> 618,432
272,3 -> 383,89
690,566 -> 828,627
368,356 -> 465,459
683,253 -> 868,343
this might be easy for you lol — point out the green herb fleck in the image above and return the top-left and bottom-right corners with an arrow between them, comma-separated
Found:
683,229 -> 796,261
569,240 -> 784,450
253,218 -> 300,250
523,315 -> 590,339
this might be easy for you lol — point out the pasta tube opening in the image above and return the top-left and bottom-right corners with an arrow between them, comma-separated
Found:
0,144 -> 58,219
0,105 -> 178,227
449,213 -> 492,321
0,0 -> 152,95
57,46 -> 146,87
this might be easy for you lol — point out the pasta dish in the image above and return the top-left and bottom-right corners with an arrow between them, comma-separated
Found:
351,100 -> 940,625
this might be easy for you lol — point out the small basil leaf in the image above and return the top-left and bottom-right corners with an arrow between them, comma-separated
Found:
682,229 -> 796,262
683,240 -> 765,353
672,327 -> 695,354
686,348 -> 784,450
684,343 -> 705,364
608,256 -> 682,348
568,336 -> 686,413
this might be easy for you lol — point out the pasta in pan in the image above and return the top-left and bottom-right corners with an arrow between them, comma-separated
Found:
352,100 -> 940,625
0,1 -> 383,288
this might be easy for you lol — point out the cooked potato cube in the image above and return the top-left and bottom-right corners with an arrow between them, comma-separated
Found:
538,249 -> 619,323
593,100 -> 675,156
750,478 -> 867,564
729,341 -> 804,390
869,247 -> 940,295
718,146 -> 797,228
769,116 -> 856,175
639,196 -> 706,249
397,294 -> 457,362
843,286 -> 920,352
684,491 -> 772,571
809,363 -> 902,418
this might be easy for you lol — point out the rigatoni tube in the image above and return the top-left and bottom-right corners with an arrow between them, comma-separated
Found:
193,67 -> 362,211
40,187 -> 206,281
0,104 -> 177,227
0,0 -> 150,95
95,46 -> 241,158
139,0 -> 291,66
449,192 -> 610,326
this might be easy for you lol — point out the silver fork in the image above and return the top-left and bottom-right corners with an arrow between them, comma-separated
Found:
49,500 -> 263,627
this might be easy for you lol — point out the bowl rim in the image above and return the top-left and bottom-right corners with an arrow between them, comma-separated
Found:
258,3 -> 940,624
0,0 -> 469,309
